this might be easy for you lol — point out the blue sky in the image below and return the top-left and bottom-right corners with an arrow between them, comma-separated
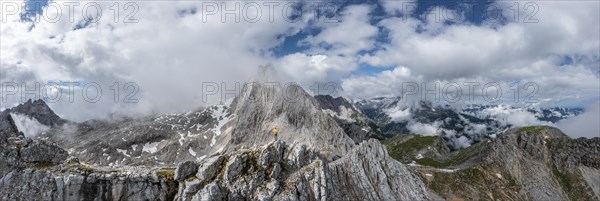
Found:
267,0 -> 585,79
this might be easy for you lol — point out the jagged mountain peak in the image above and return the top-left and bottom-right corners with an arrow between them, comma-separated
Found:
227,81 -> 355,156
1,99 -> 65,128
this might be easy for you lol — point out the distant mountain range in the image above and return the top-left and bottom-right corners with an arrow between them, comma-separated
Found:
315,95 -> 583,150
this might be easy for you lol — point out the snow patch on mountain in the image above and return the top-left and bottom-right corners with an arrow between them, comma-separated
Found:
322,105 -> 357,123
116,149 -> 131,157
210,135 -> 217,147
188,147 -> 197,156
142,141 -> 161,154
210,105 -> 232,136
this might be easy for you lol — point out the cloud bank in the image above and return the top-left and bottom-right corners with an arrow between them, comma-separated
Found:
558,101 -> 600,138
0,0 -> 598,123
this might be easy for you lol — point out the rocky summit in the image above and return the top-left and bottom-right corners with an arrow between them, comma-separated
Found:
0,84 -> 598,201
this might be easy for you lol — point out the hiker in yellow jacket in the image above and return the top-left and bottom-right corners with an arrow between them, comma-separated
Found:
272,128 -> 278,142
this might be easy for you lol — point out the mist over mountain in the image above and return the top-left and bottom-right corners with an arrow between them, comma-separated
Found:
558,101 -> 600,138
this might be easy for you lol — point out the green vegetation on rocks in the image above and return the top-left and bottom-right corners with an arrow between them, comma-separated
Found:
34,161 -> 55,169
382,135 -> 437,163
157,168 -> 175,181
518,126 -> 545,133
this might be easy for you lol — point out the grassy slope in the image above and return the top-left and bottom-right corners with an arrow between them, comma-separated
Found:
382,134 -> 490,168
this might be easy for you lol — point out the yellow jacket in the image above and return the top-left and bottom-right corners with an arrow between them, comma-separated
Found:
273,129 -> 278,135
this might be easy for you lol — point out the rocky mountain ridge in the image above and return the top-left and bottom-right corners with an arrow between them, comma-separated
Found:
0,82 -> 437,200
383,126 -> 600,200
0,85 -> 597,200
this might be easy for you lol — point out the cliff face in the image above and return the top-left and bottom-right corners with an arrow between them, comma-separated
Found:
325,140 -> 436,200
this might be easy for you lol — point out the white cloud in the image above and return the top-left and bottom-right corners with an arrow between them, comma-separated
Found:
275,53 -> 357,90
10,113 -> 50,137
378,0 -> 417,16
473,105 -> 551,127
301,4 -> 378,56
558,101 -> 600,138
407,121 -> 441,136
342,66 -> 417,99
385,106 -> 411,122
453,135 -> 472,149
355,1 -> 599,105
1,0 -> 312,120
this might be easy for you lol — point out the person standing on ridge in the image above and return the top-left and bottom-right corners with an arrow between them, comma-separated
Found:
272,128 -> 278,142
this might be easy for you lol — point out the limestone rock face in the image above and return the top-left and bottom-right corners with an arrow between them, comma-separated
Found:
196,156 -> 225,183
326,139 -> 432,201
0,167 -> 178,201
175,140 -> 435,201
36,77 -> 357,167
176,161 -> 199,181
